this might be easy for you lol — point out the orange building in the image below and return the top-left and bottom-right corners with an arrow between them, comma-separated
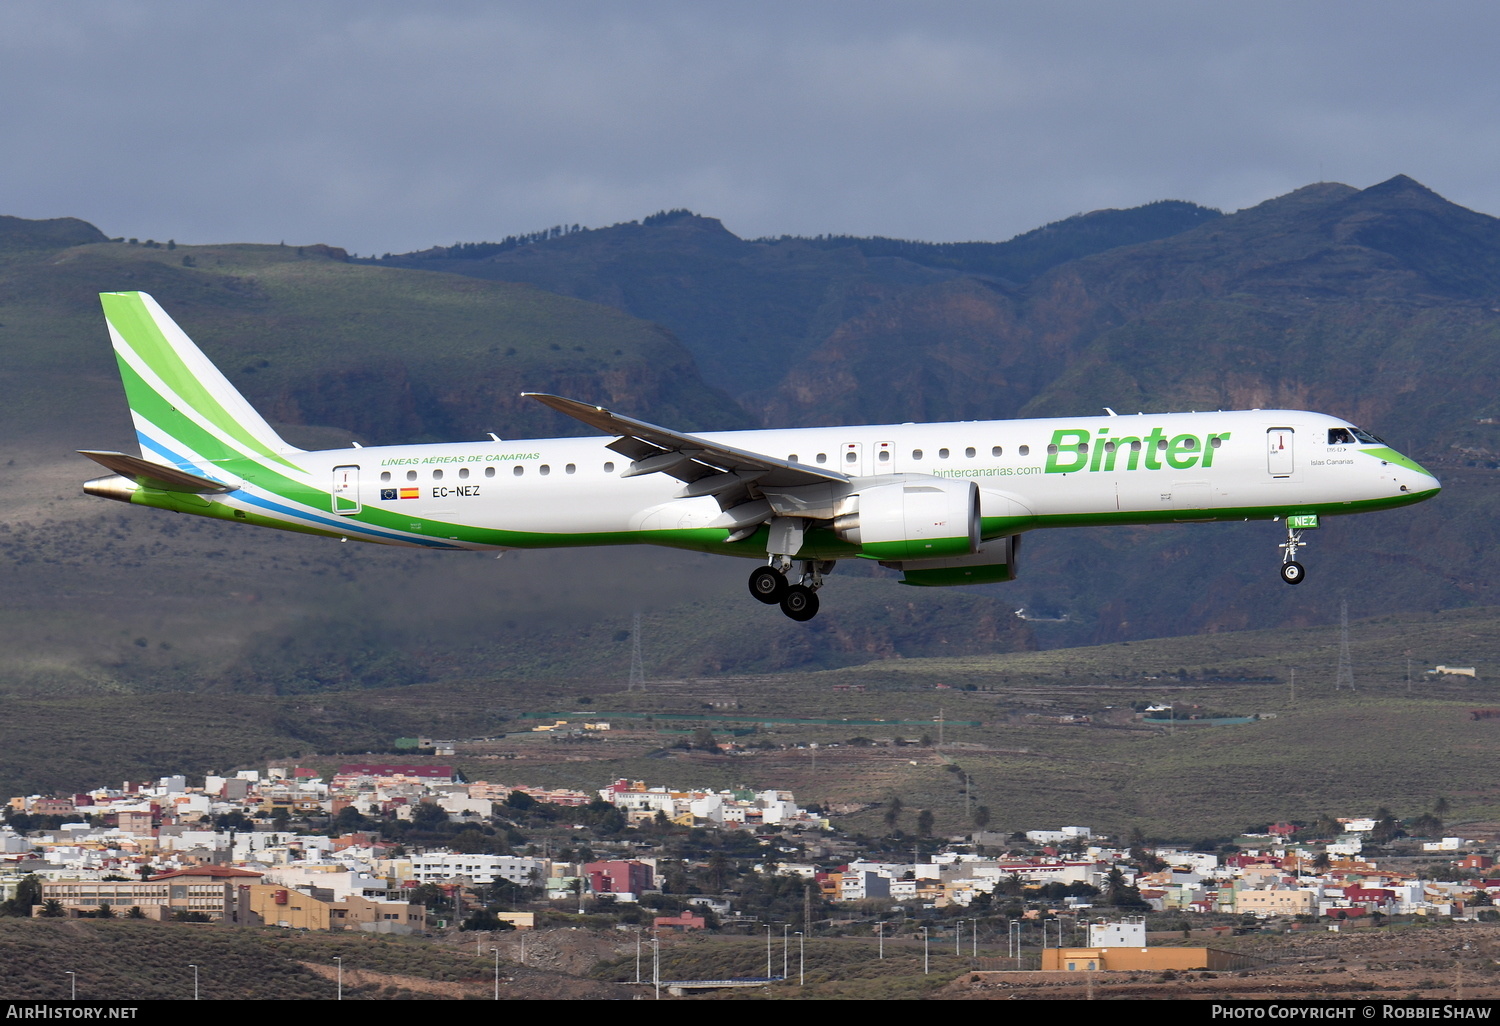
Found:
1041,946 -> 1262,971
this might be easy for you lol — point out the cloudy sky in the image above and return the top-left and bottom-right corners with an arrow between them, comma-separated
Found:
5,1 -> 1500,255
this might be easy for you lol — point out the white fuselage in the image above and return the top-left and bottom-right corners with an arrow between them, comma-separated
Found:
286,408 -> 1435,553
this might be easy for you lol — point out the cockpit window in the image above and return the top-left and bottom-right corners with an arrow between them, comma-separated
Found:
1330,426 -> 1387,446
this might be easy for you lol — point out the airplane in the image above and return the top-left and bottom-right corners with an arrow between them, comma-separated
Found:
80,292 -> 1441,621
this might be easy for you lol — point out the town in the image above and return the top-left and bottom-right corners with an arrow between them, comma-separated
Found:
5,761 -> 1496,980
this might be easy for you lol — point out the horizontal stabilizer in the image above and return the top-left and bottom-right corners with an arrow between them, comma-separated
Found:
77,450 -> 237,494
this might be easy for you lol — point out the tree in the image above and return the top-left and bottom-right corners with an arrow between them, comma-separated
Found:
0,874 -> 42,917
917,809 -> 935,837
40,899 -> 64,918
972,806 -> 991,830
706,852 -> 732,892
411,802 -> 450,831
1104,867 -> 1149,909
460,908 -> 515,932
14,874 -> 40,909
883,797 -> 903,831
1410,812 -> 1443,837
333,804 -> 370,833
126,906 -> 147,919
1370,808 -> 1402,844
410,883 -> 450,912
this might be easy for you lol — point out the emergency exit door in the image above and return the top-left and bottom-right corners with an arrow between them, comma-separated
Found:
1266,428 -> 1294,478
333,465 -> 361,514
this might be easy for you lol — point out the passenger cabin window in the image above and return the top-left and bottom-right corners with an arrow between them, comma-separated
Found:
485,466 -> 496,478
992,445 -> 1003,456
540,465 -> 550,476
938,448 -> 950,459
816,453 -> 827,464
513,465 -> 524,476
878,450 -> 890,462
789,454 -> 798,463
433,469 -> 443,480
1131,441 -> 1142,452
380,471 -> 391,482
406,470 -> 417,481
912,449 -> 924,460
604,461 -> 615,472
458,467 -> 469,479
565,463 -> 576,474
1047,444 -> 1057,455
965,446 -> 975,458
1019,445 -> 1030,456
1210,437 -> 1222,448
845,451 -> 857,464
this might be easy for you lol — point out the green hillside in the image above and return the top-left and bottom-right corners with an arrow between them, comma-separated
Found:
0,230 -> 749,454
369,202 -> 1222,395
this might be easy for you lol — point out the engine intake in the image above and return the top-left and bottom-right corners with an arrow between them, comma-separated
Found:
833,478 -> 980,561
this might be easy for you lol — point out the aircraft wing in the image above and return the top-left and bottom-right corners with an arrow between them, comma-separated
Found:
523,393 -> 848,504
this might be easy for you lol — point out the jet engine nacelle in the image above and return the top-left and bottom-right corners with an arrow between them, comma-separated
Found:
881,534 -> 1019,586
832,478 -> 980,561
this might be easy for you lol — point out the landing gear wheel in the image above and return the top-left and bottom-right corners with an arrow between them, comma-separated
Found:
780,585 -> 820,621
748,566 -> 788,604
1281,561 -> 1306,585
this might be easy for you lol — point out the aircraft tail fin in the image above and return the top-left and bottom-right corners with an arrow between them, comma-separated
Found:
100,291 -> 303,471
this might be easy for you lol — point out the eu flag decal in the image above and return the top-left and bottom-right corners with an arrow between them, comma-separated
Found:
380,488 -> 398,501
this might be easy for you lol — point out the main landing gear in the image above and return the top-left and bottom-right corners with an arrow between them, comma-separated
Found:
1278,516 -> 1315,585
748,559 -> 834,621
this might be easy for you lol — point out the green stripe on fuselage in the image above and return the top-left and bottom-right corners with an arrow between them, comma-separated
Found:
1361,446 -> 1433,476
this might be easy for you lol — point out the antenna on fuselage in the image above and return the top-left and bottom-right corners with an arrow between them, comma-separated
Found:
1103,408 -> 1118,417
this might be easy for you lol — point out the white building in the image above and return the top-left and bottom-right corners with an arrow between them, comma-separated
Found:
1089,919 -> 1146,948
405,853 -> 549,887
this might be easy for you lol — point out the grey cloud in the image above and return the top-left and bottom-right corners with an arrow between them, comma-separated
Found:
5,1 -> 1500,253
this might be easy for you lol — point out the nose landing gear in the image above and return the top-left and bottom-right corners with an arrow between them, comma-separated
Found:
1278,514 -> 1317,585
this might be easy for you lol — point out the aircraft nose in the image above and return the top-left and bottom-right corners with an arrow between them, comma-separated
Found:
1398,456 -> 1440,497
